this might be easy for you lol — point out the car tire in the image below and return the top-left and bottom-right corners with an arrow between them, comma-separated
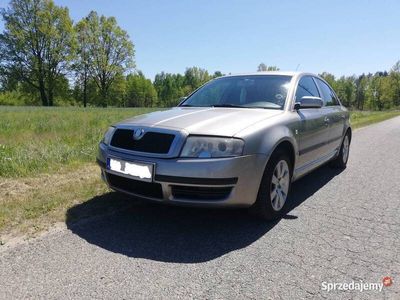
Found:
250,151 -> 292,221
330,132 -> 350,169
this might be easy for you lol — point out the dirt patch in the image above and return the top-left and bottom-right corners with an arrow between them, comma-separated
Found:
0,163 -> 109,242
0,164 -> 99,202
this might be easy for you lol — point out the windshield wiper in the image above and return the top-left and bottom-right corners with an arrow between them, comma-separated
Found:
212,104 -> 245,108
249,106 -> 282,110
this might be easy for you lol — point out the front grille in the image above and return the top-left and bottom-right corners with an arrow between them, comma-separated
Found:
110,129 -> 175,154
171,185 -> 233,201
107,173 -> 163,199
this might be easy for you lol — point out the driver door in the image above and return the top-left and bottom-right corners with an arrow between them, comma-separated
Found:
295,76 -> 333,169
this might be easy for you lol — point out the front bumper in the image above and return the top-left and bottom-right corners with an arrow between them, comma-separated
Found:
97,143 -> 268,207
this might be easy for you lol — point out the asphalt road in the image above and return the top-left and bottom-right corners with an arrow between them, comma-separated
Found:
1,117 -> 399,299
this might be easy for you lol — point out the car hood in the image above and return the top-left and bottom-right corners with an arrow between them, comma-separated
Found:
117,107 -> 283,137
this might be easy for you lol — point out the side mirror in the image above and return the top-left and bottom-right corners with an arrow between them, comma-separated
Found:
294,96 -> 323,110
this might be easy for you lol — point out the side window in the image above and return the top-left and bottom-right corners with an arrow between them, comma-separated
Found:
295,76 -> 320,101
328,88 -> 339,106
315,78 -> 339,106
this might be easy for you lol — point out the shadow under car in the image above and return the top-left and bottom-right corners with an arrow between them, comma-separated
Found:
66,164 -> 343,263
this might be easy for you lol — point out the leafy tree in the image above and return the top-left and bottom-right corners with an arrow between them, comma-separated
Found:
257,63 -> 279,71
184,66 -> 211,90
320,72 -> 336,89
74,18 -> 90,107
125,71 -> 157,107
355,74 -> 368,110
154,72 -> 186,107
72,77 -> 98,107
389,61 -> 400,107
0,90 -> 25,105
0,0 -> 76,106
213,71 -> 224,78
0,68 -> 20,91
333,76 -> 356,107
107,72 -> 127,107
257,63 -> 267,72
380,75 -> 394,109
83,11 -> 134,106
366,75 -> 385,110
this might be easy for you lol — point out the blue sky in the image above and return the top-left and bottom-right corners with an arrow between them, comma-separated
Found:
1,0 -> 399,80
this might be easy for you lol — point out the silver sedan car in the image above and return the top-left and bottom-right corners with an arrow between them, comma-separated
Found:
97,72 -> 351,220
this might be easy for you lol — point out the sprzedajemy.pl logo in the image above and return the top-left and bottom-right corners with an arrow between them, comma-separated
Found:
321,277 -> 393,293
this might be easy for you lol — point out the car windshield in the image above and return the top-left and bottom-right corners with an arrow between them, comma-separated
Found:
180,75 -> 292,110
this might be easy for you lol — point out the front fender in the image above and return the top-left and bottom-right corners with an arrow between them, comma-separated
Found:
235,114 -> 300,167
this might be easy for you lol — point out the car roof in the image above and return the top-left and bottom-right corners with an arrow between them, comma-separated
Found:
221,71 -> 314,78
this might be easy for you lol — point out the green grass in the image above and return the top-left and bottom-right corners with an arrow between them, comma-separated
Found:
350,110 -> 400,129
0,106 -> 158,177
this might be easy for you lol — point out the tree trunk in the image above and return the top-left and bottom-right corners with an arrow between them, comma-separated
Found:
37,57 -> 48,106
47,75 -> 54,106
83,71 -> 87,107
100,80 -> 108,107
397,86 -> 400,107
48,87 -> 53,106
38,78 -> 48,106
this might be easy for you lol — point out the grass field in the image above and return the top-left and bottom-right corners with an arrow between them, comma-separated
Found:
0,106 -> 399,239
0,106 -> 158,177
350,110 -> 400,129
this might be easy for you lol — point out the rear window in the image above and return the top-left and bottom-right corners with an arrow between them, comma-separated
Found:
315,78 -> 339,106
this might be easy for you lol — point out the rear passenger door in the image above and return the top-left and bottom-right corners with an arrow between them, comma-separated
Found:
314,78 -> 345,152
295,76 -> 333,168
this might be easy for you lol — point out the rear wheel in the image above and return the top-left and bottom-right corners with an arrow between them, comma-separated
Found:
250,151 -> 292,220
330,132 -> 350,169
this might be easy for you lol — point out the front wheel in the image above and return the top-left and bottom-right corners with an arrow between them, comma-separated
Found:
330,132 -> 350,169
250,152 -> 292,220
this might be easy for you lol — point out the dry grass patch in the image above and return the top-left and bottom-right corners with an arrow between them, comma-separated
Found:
0,163 -> 108,237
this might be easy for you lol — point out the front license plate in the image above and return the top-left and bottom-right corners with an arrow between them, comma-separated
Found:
107,157 -> 154,182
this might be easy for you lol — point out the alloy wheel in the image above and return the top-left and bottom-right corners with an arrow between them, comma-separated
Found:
342,135 -> 350,164
270,160 -> 290,211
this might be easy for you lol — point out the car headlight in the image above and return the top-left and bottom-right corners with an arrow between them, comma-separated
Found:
180,136 -> 244,158
102,127 -> 115,145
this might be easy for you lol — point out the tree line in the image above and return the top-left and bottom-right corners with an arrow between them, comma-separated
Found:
319,62 -> 400,110
0,0 -> 399,110
257,62 -> 400,111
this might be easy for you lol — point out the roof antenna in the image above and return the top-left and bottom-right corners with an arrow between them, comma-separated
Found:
295,64 -> 300,71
